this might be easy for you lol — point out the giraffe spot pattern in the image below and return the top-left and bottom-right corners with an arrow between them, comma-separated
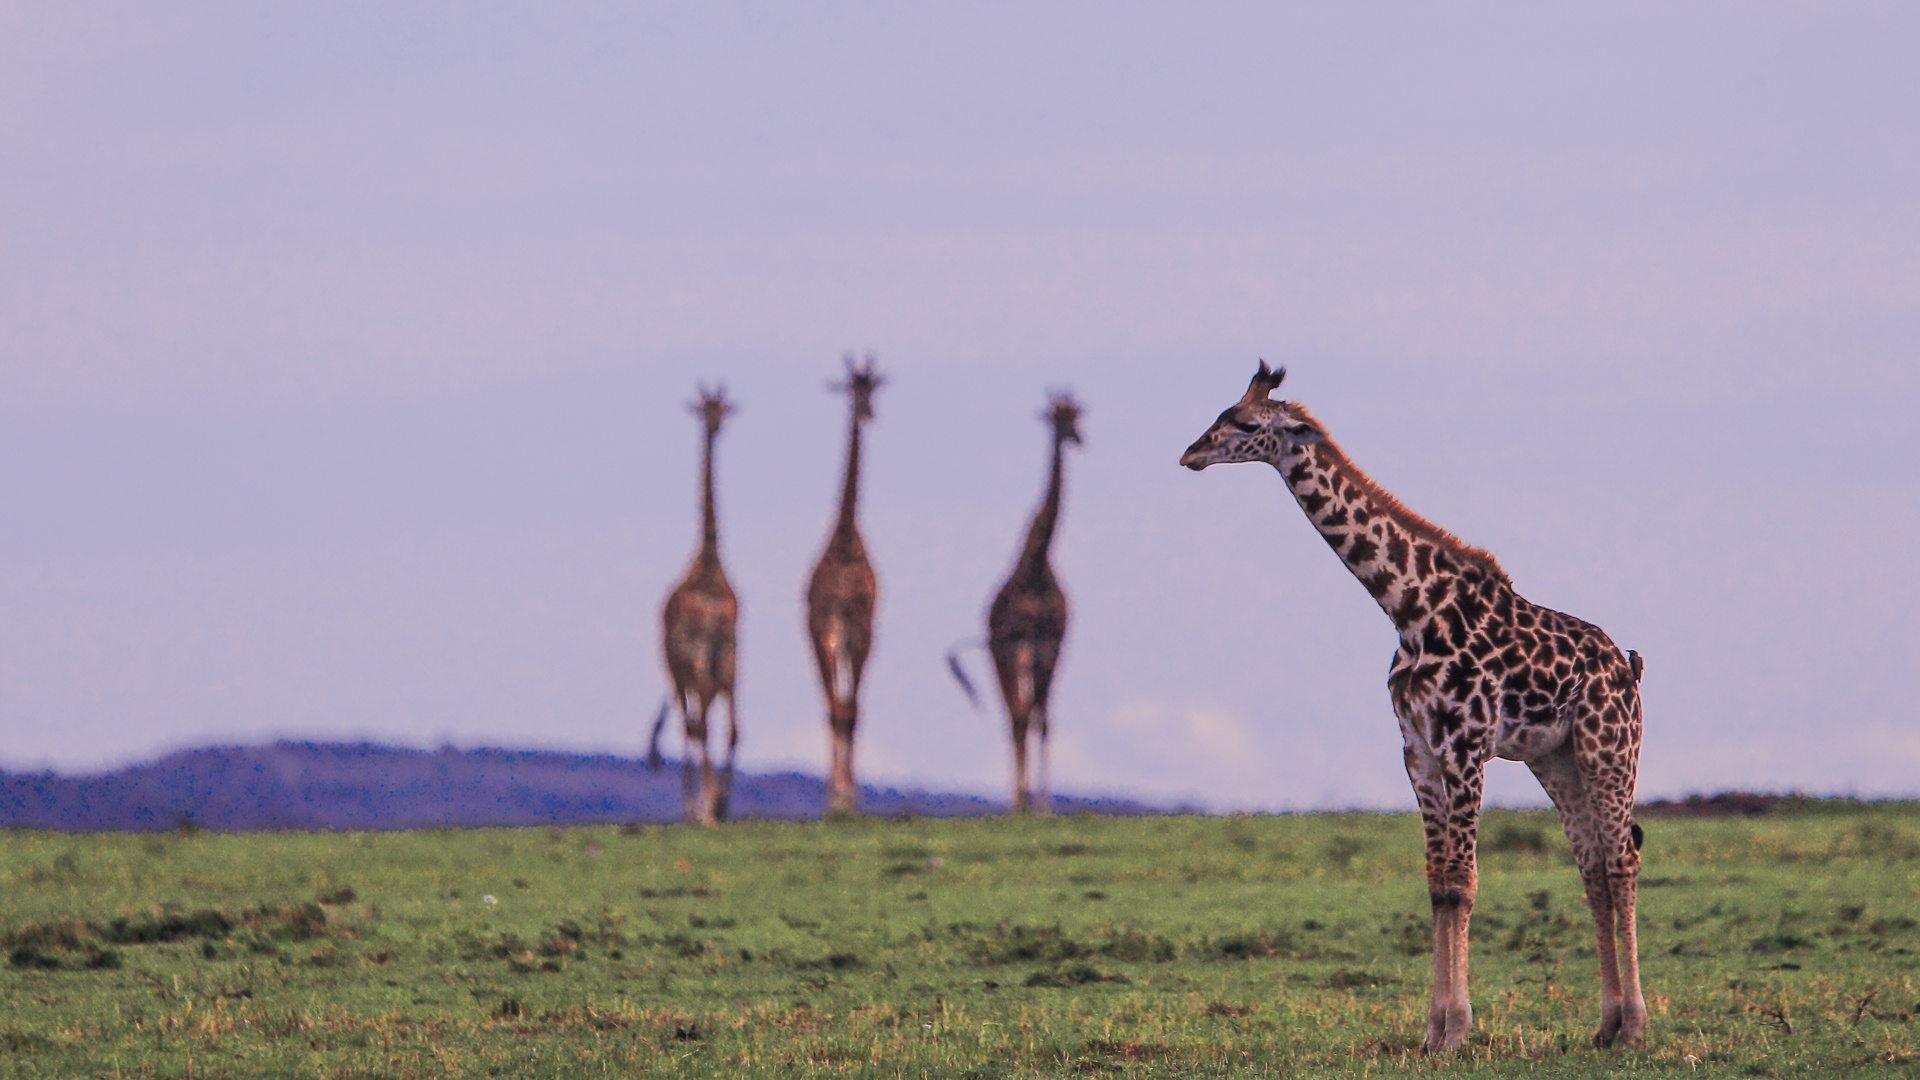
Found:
1345,534 -> 1379,566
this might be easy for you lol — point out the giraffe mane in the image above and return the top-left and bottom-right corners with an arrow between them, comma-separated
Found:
1288,403 -> 1511,586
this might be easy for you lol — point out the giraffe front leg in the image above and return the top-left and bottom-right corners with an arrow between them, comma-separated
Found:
1405,736 -> 1483,1053
1439,779 -> 1483,1053
1403,742 -> 1466,1052
1426,889 -> 1477,1053
1423,885 -> 1453,1053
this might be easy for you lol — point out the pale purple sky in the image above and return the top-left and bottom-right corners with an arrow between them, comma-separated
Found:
2,3 -> 1915,809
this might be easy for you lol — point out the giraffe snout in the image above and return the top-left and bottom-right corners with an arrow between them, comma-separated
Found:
1180,440 -> 1212,470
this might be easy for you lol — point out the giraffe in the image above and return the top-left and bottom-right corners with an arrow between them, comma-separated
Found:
1180,362 -> 1646,1053
661,385 -> 740,826
807,353 -> 884,817
988,392 -> 1083,815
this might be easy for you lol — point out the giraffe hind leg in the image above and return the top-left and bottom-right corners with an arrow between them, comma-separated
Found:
1035,713 -> 1052,816
1030,642 -> 1061,816
1528,744 -> 1641,1046
675,688 -> 701,822
826,684 -> 859,816
1585,752 -> 1646,1045
687,690 -> 720,826
821,618 -> 850,702
833,652 -> 854,706
1609,863 -> 1647,1044
713,690 -> 740,822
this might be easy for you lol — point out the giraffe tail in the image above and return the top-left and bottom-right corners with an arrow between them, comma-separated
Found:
946,642 -> 985,711
645,699 -> 672,773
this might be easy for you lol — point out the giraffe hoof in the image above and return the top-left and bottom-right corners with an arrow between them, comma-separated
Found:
1592,1001 -> 1644,1048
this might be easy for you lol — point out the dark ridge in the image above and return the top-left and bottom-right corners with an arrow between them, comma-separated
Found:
1637,792 -> 1822,818
0,742 -> 1159,832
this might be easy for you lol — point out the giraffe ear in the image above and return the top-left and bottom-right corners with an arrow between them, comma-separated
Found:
1281,418 -> 1324,445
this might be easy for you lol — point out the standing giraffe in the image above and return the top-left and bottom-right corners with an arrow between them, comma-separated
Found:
661,386 -> 740,826
1180,362 -> 1646,1053
807,354 -> 884,816
988,392 -> 1082,815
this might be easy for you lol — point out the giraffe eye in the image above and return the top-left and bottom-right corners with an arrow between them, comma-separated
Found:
1231,418 -> 1262,433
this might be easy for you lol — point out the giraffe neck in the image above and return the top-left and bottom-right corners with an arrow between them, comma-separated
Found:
1272,433 -> 1508,633
828,404 -> 866,556
697,426 -> 722,570
1013,436 -> 1066,580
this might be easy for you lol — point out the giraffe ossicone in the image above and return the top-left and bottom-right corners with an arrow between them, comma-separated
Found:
1182,361 -> 1647,1053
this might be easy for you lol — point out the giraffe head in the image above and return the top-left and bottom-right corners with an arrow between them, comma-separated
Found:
1045,391 -> 1084,448
835,352 -> 884,422
1180,360 -> 1324,470
691,384 -> 734,435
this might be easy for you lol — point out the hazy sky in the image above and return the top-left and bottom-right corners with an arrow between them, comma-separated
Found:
2,3 -> 1915,810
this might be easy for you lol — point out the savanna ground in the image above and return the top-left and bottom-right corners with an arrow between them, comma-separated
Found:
3,803 -> 1918,1078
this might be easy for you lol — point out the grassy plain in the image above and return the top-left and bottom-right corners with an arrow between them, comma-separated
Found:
3,804 -> 1918,1078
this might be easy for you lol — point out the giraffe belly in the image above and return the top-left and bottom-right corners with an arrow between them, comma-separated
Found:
1492,710 -> 1570,761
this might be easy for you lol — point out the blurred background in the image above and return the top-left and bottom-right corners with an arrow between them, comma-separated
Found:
2,3 -> 1915,810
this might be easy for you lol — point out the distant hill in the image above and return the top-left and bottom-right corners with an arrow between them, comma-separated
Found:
0,742 -> 1159,832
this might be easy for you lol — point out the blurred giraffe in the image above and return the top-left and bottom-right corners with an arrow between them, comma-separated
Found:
987,392 -> 1082,815
661,386 -> 739,825
807,354 -> 884,816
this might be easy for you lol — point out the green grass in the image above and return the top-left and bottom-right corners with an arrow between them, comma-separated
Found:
3,805 -> 1918,1077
